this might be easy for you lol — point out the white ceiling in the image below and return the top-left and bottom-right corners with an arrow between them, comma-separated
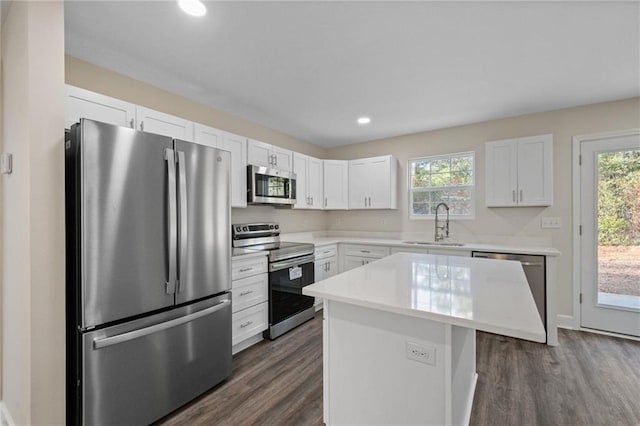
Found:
64,1 -> 640,148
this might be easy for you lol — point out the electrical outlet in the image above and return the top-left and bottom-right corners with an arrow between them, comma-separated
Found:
541,217 -> 561,229
406,341 -> 436,366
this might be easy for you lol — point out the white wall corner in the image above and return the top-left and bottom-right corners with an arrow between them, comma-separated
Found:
556,314 -> 575,330
0,402 -> 16,426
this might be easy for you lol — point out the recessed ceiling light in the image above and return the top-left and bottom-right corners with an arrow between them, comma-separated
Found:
178,0 -> 207,17
357,117 -> 371,125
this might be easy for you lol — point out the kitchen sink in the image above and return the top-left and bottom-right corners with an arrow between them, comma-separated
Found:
401,241 -> 466,247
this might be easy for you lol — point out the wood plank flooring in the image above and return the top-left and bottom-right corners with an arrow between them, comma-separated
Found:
158,313 -> 640,425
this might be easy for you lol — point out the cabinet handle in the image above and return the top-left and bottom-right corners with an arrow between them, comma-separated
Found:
323,250 -> 331,254
275,156 -> 278,166
311,196 -> 313,205
519,190 -> 523,202
324,197 -> 328,207
369,197 -> 371,207
240,321 -> 253,328
140,121 -> 144,132
238,267 -> 253,273
512,190 -> 516,202
239,290 -> 254,296
361,260 -> 365,265
129,118 -> 134,129
360,250 -> 371,254
364,196 -> 367,207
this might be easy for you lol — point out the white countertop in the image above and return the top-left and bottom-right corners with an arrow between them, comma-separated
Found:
303,252 -> 546,342
281,235 -> 561,256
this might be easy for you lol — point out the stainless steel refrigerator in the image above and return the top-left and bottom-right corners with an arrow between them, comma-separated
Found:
65,119 -> 232,425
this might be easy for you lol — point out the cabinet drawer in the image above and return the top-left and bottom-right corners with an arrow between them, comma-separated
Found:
232,255 -> 267,280
315,244 -> 337,260
232,302 -> 268,346
231,273 -> 268,313
343,244 -> 390,259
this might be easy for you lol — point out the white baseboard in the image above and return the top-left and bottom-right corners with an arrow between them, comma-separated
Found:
232,333 -> 264,355
0,401 -> 16,426
557,314 -> 576,329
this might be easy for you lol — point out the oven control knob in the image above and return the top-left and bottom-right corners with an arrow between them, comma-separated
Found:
235,226 -> 241,232
242,226 -> 248,231
275,224 -> 279,229
269,225 -> 274,229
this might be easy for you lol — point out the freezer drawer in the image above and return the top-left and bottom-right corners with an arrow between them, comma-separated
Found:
81,294 -> 232,425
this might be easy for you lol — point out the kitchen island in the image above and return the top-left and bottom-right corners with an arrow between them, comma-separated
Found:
303,252 -> 545,426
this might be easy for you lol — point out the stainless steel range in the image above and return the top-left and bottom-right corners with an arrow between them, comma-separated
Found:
232,223 -> 315,339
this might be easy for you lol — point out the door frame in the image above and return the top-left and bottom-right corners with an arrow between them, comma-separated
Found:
572,128 -> 640,333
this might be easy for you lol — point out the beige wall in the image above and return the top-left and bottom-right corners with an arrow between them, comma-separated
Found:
1,1 -> 65,424
65,56 -> 330,233
326,97 -> 640,319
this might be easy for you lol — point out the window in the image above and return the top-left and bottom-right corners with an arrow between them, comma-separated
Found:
409,152 -> 475,218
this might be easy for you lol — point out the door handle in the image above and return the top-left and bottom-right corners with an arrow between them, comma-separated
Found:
519,190 -> 523,202
165,148 -> 177,294
512,190 -> 516,202
140,121 -> 144,132
129,118 -> 134,129
177,150 -> 188,293
93,299 -> 230,349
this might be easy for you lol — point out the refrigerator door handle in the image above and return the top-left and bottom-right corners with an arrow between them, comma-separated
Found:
165,148 -> 177,294
93,299 -> 230,350
177,150 -> 188,293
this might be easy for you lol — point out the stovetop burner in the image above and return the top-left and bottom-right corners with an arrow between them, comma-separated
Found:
232,222 -> 314,262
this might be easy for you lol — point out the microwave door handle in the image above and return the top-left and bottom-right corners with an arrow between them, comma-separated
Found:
177,150 -> 188,293
165,148 -> 177,294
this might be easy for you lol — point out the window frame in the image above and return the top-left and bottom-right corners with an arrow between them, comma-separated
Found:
408,151 -> 476,220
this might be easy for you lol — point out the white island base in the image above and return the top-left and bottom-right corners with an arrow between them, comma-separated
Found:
305,253 -> 545,425
324,300 -> 477,426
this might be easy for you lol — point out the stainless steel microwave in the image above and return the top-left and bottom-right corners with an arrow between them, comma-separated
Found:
247,165 -> 296,205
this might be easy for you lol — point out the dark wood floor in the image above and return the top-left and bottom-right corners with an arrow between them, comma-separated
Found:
158,313 -> 640,425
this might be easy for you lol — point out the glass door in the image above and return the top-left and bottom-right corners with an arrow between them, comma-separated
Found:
580,131 -> 640,337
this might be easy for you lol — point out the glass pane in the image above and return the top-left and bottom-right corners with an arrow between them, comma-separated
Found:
430,173 -> 450,187
431,159 -> 450,174
596,149 -> 640,309
449,188 -> 472,215
411,162 -> 430,188
411,191 -> 430,215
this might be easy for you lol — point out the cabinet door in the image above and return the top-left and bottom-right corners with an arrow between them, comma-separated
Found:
247,139 -> 272,168
367,157 -> 392,209
314,260 -> 328,282
271,146 -> 293,171
485,139 -> 518,207
136,106 -> 194,142
220,132 -> 248,208
308,156 -> 324,209
348,159 -> 368,209
343,256 -> 370,272
324,160 -> 349,209
65,85 -> 135,129
517,134 -> 553,206
193,123 -> 223,148
293,153 -> 309,209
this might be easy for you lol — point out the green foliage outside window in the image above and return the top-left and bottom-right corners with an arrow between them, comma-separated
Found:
598,150 -> 640,246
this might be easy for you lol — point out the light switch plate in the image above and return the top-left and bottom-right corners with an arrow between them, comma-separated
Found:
0,153 -> 12,175
541,217 -> 561,229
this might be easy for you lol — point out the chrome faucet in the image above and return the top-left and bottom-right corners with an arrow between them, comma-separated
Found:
434,202 -> 450,242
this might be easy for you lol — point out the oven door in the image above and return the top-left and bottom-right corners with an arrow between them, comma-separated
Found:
269,255 -> 315,325
247,165 -> 296,205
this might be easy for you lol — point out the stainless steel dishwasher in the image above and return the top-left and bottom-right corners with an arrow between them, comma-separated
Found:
472,252 -> 546,334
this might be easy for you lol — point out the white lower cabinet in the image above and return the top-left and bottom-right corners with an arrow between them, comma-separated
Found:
313,245 -> 338,309
342,244 -> 390,272
231,255 -> 268,354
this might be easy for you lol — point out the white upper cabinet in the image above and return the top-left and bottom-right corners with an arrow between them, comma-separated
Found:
293,153 -> 324,209
323,160 -> 349,209
247,139 -> 292,171
485,134 -> 553,207
136,106 -> 194,142
348,155 -> 398,209
220,132 -> 248,208
193,123 -> 223,148
65,85 -> 136,129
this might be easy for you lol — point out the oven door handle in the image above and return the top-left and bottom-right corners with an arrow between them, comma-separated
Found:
269,254 -> 315,272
